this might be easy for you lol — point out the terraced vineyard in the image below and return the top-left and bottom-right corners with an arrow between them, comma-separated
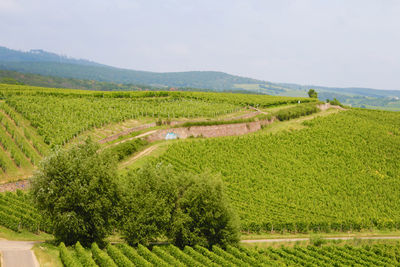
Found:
0,190 -> 48,232
159,109 -> 400,232
0,101 -> 48,181
59,242 -> 400,267
0,84 -> 313,146
0,83 -> 313,180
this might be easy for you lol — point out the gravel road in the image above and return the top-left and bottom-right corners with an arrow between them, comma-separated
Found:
0,240 -> 39,267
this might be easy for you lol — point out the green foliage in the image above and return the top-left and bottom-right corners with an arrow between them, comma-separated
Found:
0,101 -> 48,179
273,103 -> 319,121
162,244 -> 205,266
6,94 -> 238,146
310,236 -> 327,247
152,246 -> 185,266
117,243 -> 152,267
91,243 -> 117,267
177,114 -> 272,128
31,140 -> 121,246
0,191 -> 47,233
159,109 -> 400,233
59,242 -> 82,267
0,84 -> 313,145
106,244 -> 134,267
194,245 -> 232,266
308,89 -> 318,98
120,163 -> 239,248
183,245 -> 217,266
75,241 -> 97,267
104,139 -> 148,162
327,98 -> 342,106
0,210 -> 20,232
137,244 -> 169,266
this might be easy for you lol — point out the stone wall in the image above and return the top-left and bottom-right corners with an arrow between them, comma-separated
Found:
147,118 -> 275,142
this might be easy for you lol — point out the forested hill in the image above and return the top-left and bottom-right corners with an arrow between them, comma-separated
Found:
0,46 -> 399,110
0,46 -> 101,66
0,46 -> 264,90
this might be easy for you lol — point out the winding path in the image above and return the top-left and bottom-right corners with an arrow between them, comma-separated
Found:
0,240 -> 39,267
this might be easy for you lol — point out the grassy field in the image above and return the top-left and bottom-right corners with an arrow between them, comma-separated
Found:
32,242 -> 63,267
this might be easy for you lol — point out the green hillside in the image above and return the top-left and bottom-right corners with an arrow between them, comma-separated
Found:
158,109 -> 400,232
1,83 -> 400,266
0,83 -> 312,182
1,46 -> 400,110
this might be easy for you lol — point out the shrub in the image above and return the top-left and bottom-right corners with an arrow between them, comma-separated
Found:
273,103 -> 319,121
75,241 -> 97,267
59,242 -> 82,267
120,163 -> 239,248
106,244 -> 134,267
91,243 -> 117,267
31,139 -> 121,246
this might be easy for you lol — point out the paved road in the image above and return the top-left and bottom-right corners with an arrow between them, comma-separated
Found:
241,236 -> 400,243
0,240 -> 39,267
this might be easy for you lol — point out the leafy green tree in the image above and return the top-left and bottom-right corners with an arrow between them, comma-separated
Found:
31,139 -> 121,246
120,163 -> 239,248
169,170 -> 240,248
308,89 -> 318,98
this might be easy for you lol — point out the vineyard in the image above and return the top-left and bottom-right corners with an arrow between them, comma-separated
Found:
0,83 -> 314,180
158,109 -> 400,232
0,190 -> 48,233
59,241 -> 400,267
0,84 -> 314,147
0,101 -> 48,181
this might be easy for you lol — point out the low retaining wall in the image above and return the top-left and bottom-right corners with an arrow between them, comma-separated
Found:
147,118 -> 275,142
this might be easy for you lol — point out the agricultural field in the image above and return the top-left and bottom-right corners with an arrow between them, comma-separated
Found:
0,190 -> 48,233
0,101 -> 48,181
0,83 -> 313,181
158,109 -> 400,232
58,241 -> 400,267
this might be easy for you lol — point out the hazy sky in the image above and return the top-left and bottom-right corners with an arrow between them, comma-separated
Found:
1,0 -> 400,90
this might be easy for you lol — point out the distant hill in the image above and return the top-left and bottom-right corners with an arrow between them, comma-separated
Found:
0,69 -> 259,95
0,46 -> 264,90
0,45 -> 399,110
0,46 -> 102,66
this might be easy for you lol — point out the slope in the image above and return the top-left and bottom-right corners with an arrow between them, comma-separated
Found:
158,109 -> 400,232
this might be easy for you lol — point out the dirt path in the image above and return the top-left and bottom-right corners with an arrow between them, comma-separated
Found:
241,236 -> 400,243
105,130 -> 158,149
119,145 -> 160,169
0,240 -> 39,267
98,122 -> 156,144
248,106 -> 269,115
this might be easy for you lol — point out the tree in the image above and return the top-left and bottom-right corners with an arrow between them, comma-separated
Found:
308,89 -> 318,98
120,163 -> 239,248
31,139 -> 121,246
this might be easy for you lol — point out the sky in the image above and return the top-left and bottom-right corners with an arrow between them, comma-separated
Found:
1,0 -> 400,90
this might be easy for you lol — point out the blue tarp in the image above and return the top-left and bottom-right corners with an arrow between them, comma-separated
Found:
165,132 -> 178,140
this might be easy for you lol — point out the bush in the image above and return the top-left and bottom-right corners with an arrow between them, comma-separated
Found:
106,244 -> 134,267
91,243 -> 117,267
328,98 -> 342,106
75,241 -> 97,267
59,242 -> 82,267
308,89 -> 318,98
119,163 -> 239,248
106,138 -> 148,161
117,243 -> 152,267
31,139 -> 121,246
273,103 -> 319,121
